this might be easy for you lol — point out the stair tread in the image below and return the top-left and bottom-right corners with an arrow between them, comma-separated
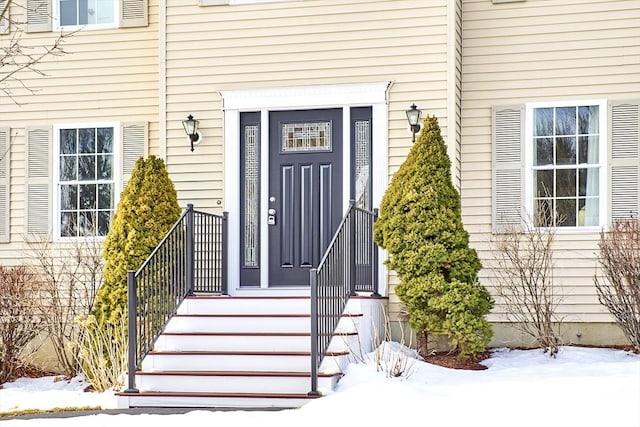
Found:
117,390 -> 321,399
173,313 -> 363,317
160,331 -> 357,336
135,370 -> 341,377
148,350 -> 350,356
187,296 -> 311,300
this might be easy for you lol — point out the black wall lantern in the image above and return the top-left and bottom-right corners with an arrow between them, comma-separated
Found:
406,104 -> 422,143
182,114 -> 202,152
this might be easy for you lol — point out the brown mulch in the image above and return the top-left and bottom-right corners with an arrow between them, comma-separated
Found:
422,344 -> 639,371
422,350 -> 491,371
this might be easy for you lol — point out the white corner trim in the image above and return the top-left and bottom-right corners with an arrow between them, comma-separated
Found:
221,82 -> 391,111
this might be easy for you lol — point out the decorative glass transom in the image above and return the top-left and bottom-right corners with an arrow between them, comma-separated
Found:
243,124 -> 259,267
281,121 -> 331,152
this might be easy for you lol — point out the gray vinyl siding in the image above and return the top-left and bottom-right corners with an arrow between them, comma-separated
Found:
462,0 -> 640,322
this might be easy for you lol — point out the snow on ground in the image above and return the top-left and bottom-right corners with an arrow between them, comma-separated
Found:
1,345 -> 639,427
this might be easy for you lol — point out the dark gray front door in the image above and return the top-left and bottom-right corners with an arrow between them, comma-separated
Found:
268,109 -> 343,286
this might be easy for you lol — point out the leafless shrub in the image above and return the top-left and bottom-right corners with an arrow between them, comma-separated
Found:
71,314 -> 127,392
27,234 -> 104,378
337,304 -> 418,378
490,211 -> 562,357
0,265 -> 44,384
371,306 -> 418,378
594,218 -> 640,351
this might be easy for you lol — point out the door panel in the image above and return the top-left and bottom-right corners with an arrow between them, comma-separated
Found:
269,109 -> 342,286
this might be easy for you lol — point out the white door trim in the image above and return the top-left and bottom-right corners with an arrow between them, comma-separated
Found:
221,82 -> 391,295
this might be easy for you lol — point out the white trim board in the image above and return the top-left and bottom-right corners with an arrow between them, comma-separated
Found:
221,82 -> 391,294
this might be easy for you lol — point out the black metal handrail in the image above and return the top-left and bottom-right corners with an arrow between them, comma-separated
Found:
309,201 -> 378,395
124,204 -> 228,393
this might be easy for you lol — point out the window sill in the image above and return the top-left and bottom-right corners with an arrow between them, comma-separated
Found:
54,23 -> 119,32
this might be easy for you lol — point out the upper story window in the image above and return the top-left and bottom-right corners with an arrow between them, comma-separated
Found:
55,123 -> 119,238
54,0 -> 118,27
525,100 -> 607,228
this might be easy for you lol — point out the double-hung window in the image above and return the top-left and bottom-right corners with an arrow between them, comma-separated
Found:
55,124 -> 118,238
56,0 -> 117,29
526,100 -> 607,228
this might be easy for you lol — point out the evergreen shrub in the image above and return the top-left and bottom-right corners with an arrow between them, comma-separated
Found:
374,116 -> 493,359
91,155 -> 181,325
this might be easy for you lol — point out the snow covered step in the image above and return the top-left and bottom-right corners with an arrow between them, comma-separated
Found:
134,370 -> 340,394
163,314 -> 362,334
117,391 -> 319,409
153,331 -> 357,353
140,350 -> 348,374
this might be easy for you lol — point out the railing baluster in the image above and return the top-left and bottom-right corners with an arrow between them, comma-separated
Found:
186,204 -> 195,295
222,211 -> 229,295
125,270 -> 138,393
309,204 -> 379,395
309,268 -> 319,396
125,206 -> 228,393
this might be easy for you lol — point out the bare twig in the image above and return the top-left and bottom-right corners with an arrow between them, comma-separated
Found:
1,1 -> 77,104
27,228 -> 104,378
0,265 -> 44,384
490,210 -> 562,356
594,218 -> 640,351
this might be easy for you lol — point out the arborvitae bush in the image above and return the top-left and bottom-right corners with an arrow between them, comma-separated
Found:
91,155 -> 181,325
374,116 -> 493,359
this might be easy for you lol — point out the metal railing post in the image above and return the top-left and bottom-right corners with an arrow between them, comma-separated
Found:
222,211 -> 229,295
349,201 -> 357,296
371,208 -> 381,297
125,270 -> 139,393
186,203 -> 195,295
309,268 -> 320,396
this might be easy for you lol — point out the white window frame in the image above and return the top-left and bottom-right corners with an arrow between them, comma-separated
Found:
53,0 -> 119,31
53,121 -> 121,241
524,99 -> 608,231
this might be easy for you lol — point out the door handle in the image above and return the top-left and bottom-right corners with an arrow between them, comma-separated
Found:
268,208 -> 277,225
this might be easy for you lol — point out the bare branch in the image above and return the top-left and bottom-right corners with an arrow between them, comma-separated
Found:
594,218 -> 640,351
0,1 -> 77,104
489,209 -> 563,356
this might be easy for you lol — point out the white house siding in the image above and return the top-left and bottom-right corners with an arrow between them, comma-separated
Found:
163,0 -> 458,314
461,0 -> 640,344
0,1 -> 159,262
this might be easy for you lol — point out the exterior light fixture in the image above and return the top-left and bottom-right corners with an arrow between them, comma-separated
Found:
182,114 -> 201,152
406,104 -> 422,143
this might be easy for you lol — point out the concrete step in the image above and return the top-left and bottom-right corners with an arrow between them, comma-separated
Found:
163,313 -> 362,334
153,331 -> 357,353
140,350 -> 348,374
134,370 -> 340,394
117,391 -> 319,409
